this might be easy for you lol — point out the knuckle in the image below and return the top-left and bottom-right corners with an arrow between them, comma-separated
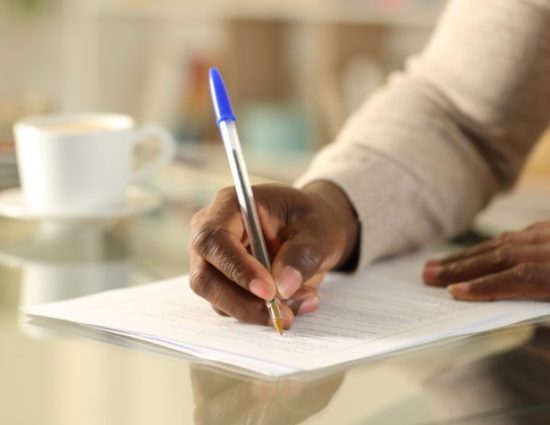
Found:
220,186 -> 237,197
189,261 -> 215,300
444,261 -> 461,276
218,253 -> 251,286
511,262 -> 547,294
190,271 -> 224,306
490,245 -> 512,268
499,232 -> 514,244
216,186 -> 238,203
191,226 -> 253,288
511,263 -> 535,283
438,264 -> 454,279
191,226 -> 225,258
189,271 -> 209,298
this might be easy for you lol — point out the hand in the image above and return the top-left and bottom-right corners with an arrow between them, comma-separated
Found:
189,182 -> 359,329
190,365 -> 344,425
423,221 -> 550,301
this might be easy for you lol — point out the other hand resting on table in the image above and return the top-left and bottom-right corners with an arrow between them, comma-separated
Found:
424,221 -> 550,301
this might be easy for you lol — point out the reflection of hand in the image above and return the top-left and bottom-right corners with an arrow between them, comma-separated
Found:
191,366 -> 344,425
525,325 -> 550,362
423,221 -> 550,301
422,325 -> 550,424
189,182 -> 359,329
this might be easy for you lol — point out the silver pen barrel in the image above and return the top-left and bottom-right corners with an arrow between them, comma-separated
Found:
219,121 -> 284,335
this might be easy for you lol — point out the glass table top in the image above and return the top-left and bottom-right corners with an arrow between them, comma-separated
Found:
0,163 -> 549,425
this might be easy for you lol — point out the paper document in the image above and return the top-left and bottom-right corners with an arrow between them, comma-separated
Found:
24,251 -> 550,377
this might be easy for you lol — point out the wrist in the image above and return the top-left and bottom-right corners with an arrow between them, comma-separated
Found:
303,180 -> 360,270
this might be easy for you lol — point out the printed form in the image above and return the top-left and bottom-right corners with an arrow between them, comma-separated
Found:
24,251 -> 550,377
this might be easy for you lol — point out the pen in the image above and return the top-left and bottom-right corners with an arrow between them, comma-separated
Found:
208,67 -> 284,336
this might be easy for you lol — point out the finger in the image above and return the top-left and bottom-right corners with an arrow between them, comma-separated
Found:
286,273 -> 324,315
191,257 -> 295,328
424,245 -> 550,286
287,288 -> 320,316
271,302 -> 295,330
271,234 -> 335,300
189,258 -> 271,325
191,224 -> 276,300
433,239 -> 502,265
428,229 -> 550,265
524,220 -> 550,231
448,263 -> 550,301
303,272 -> 326,290
212,307 -> 229,317
190,188 -> 277,300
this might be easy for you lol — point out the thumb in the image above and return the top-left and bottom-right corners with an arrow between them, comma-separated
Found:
271,234 -> 329,300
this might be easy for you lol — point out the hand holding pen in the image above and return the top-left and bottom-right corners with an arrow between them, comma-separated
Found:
188,68 -> 360,330
208,68 -> 285,334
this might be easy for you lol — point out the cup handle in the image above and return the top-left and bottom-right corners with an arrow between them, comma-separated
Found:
131,125 -> 176,182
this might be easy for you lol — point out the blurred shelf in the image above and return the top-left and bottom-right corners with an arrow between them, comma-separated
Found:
99,0 -> 444,28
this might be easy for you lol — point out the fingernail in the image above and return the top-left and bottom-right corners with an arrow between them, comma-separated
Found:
448,283 -> 470,297
277,266 -> 302,299
250,279 -> 273,299
423,264 -> 443,281
298,296 -> 319,315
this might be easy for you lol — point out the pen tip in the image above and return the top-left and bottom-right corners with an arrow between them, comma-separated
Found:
273,318 -> 284,336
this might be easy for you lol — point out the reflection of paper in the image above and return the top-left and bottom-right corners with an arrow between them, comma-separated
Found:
23,251 -> 550,377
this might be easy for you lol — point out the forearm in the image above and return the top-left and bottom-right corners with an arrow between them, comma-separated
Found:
297,0 -> 550,269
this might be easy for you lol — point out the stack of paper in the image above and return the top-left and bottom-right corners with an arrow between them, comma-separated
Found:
24,252 -> 550,377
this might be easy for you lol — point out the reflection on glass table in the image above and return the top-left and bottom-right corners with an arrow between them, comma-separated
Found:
191,365 -> 344,425
20,315 -> 550,425
0,222 -> 130,303
0,221 -> 132,339
186,326 -> 550,425
418,326 -> 550,425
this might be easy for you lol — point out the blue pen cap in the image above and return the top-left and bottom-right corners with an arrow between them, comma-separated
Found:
209,67 -> 236,126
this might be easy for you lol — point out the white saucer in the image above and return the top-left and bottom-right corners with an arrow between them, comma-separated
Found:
0,185 -> 162,221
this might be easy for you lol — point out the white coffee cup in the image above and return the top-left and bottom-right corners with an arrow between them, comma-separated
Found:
14,113 -> 175,215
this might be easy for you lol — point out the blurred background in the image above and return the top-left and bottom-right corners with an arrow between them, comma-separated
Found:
0,0 -> 549,186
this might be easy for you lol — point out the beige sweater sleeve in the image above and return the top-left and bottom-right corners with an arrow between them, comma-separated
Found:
296,0 -> 550,269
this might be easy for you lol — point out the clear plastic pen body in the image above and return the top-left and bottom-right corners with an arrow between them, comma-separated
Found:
218,120 -> 284,335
